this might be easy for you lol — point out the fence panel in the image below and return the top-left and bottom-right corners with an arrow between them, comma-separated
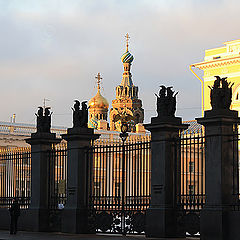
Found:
177,129 -> 205,236
0,148 -> 31,209
88,140 -> 151,234
48,144 -> 67,210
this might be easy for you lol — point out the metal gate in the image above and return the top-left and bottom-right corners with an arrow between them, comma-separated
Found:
177,129 -> 205,236
88,140 -> 151,234
48,144 -> 67,231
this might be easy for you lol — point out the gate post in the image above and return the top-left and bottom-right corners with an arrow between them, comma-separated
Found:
196,76 -> 240,240
197,110 -> 240,240
61,127 -> 99,233
145,116 -> 188,238
26,132 -> 61,231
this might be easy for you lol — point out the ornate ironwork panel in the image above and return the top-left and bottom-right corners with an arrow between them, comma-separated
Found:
87,140 -> 151,235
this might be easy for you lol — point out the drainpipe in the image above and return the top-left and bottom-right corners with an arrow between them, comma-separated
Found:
189,64 -> 204,116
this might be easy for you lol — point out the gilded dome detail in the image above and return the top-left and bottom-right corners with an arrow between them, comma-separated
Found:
89,90 -> 109,109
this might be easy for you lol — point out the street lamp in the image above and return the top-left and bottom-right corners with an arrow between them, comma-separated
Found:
120,123 -> 128,143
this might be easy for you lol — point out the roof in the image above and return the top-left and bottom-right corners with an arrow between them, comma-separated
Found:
183,120 -> 203,134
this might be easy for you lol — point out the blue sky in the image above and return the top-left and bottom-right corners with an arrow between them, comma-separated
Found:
0,0 -> 239,126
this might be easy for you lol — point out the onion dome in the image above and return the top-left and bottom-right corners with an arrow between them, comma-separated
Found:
121,51 -> 134,63
89,73 -> 109,109
121,33 -> 134,63
88,89 -> 109,109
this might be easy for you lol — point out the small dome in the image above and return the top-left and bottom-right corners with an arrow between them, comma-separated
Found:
89,90 -> 109,109
121,51 -> 134,63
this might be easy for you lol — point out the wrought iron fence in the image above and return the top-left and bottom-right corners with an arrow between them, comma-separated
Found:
0,128 -> 207,236
178,129 -> 206,211
87,140 -> 151,234
0,147 -> 31,209
48,144 -> 67,210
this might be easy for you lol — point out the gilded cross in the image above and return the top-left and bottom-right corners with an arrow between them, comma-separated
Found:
95,72 -> 102,90
125,33 -> 130,51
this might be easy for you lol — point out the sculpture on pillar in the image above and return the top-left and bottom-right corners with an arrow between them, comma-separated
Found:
72,100 -> 88,128
81,101 -> 88,128
155,85 -> 178,117
44,107 -> 52,133
35,107 -> 52,133
36,107 -> 44,132
209,76 -> 234,110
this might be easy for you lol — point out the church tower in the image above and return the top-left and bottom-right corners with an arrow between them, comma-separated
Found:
110,34 -> 144,131
88,73 -> 109,129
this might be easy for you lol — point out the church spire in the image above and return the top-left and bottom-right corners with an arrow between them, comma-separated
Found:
120,33 -> 134,87
110,35 -> 144,132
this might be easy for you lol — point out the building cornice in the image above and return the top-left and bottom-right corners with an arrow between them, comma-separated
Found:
192,56 -> 240,70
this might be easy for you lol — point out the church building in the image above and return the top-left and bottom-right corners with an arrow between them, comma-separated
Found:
88,34 -> 144,133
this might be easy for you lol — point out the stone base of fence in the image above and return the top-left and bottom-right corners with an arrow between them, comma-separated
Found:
146,208 -> 184,238
145,116 -> 188,238
61,208 -> 89,234
197,109 -> 240,240
26,132 -> 61,232
0,209 -> 44,232
61,127 -> 100,234
201,210 -> 240,240
26,209 -> 50,232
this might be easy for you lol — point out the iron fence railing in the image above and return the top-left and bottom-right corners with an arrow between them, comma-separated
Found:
178,129 -> 206,211
0,147 -> 31,209
48,144 -> 67,210
87,140 -> 151,234
0,129 -> 208,215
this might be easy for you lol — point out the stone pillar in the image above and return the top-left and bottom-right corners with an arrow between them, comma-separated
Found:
144,116 -> 188,238
197,110 -> 240,240
26,132 -> 60,231
61,127 -> 100,234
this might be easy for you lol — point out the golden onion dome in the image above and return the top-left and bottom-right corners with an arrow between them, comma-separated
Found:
89,89 -> 109,109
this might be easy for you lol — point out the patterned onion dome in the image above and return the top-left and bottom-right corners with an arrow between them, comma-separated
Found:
88,116 -> 98,129
89,90 -> 109,109
121,51 -> 134,63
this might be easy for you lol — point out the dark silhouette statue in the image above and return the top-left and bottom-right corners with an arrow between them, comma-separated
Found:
72,100 -> 88,128
155,85 -> 178,117
9,198 -> 20,235
209,76 -> 234,110
35,107 -> 52,133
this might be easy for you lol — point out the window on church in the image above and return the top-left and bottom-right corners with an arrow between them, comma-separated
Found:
236,93 -> 239,101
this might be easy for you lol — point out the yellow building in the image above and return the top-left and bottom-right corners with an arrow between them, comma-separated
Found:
191,39 -> 240,114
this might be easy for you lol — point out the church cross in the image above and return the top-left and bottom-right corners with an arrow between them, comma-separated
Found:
125,33 -> 130,51
95,72 -> 102,90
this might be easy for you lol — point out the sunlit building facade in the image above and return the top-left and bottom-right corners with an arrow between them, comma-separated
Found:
191,39 -> 240,114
